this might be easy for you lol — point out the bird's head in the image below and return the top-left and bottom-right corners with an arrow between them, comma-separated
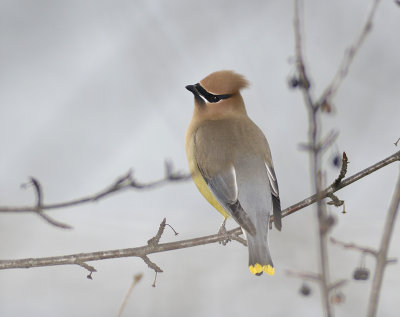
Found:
186,70 -> 249,117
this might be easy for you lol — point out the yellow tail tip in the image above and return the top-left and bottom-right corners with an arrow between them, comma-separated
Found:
249,264 -> 275,276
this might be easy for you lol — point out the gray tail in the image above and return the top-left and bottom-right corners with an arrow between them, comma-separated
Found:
245,222 -> 274,276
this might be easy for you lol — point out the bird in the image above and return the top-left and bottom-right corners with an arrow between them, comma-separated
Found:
185,70 -> 282,276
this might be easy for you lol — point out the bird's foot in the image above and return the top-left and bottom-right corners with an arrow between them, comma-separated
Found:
218,219 -> 231,246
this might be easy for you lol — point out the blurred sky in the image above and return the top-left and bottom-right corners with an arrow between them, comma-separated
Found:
1,0 -> 400,316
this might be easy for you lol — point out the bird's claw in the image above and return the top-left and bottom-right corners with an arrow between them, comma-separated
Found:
218,219 -> 231,246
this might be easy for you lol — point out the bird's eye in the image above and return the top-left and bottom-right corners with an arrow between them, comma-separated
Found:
212,96 -> 221,102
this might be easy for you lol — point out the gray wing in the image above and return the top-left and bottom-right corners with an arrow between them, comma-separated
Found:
200,165 -> 257,236
265,163 -> 282,231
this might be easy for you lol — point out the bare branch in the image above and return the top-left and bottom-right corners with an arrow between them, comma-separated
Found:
330,237 -> 378,257
4,150 -> 398,229
293,0 -> 384,312
319,0 -> 383,106
367,169 -> 400,317
0,226 -> 243,271
0,163 -> 191,213
330,237 -> 397,265
294,0 -> 333,312
0,151 -> 397,274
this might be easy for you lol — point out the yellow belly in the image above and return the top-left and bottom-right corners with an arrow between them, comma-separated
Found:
191,168 -> 230,219
186,127 -> 230,219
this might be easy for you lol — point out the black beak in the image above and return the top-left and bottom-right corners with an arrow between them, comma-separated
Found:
186,84 -> 205,104
185,84 -> 197,95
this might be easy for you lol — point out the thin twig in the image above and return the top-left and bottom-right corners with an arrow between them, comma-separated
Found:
75,261 -> 96,273
143,218 -> 168,274
328,279 -> 348,292
333,152 -> 349,187
318,0 -> 383,106
330,237 -> 378,257
230,235 -> 247,247
117,273 -> 143,317
76,261 -> 97,279
293,0 -> 313,107
330,237 -> 397,264
367,169 -> 400,317
22,177 -> 72,229
286,269 -> 320,282
141,255 -> 163,273
147,218 -> 167,246
280,150 -> 400,220
152,272 -> 158,288
288,269 -> 348,293
319,130 -> 340,153
326,193 -> 344,207
165,223 -> 179,236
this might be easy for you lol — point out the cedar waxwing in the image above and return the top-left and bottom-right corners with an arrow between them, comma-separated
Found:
185,70 -> 282,276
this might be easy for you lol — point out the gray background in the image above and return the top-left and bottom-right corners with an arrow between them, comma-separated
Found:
1,0 -> 399,316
